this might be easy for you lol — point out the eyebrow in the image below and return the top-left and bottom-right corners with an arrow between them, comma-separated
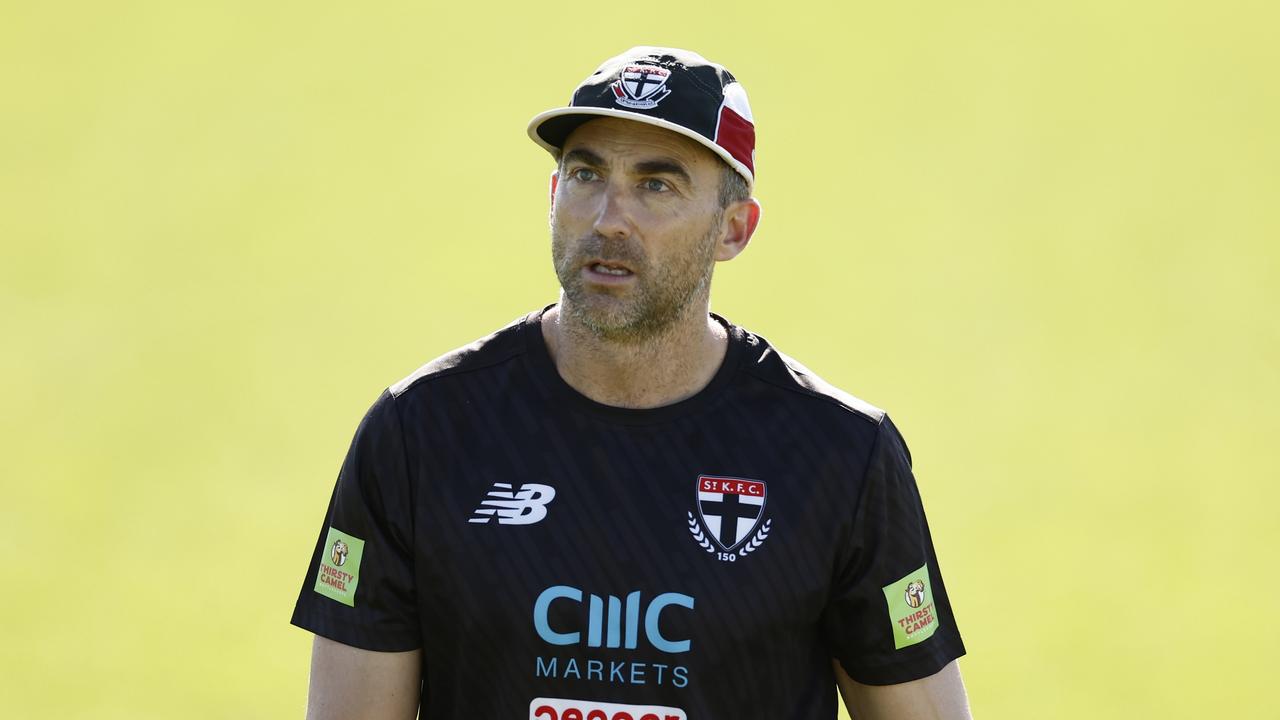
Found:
634,159 -> 692,185
561,147 -> 693,186
561,148 -> 606,168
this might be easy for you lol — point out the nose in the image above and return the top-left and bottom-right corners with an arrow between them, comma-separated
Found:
591,181 -> 633,240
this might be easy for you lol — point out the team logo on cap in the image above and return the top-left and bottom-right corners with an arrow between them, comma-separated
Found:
687,475 -> 772,562
611,65 -> 672,109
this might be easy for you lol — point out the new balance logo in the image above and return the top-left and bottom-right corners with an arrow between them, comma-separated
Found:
468,482 -> 556,525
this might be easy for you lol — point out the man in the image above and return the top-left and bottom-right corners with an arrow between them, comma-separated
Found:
292,47 -> 971,719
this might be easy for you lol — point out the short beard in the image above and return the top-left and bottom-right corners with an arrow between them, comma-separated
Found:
551,211 -> 721,343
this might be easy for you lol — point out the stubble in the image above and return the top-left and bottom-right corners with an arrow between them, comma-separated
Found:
551,213 -> 721,343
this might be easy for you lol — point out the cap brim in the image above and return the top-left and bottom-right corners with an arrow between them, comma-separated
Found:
527,107 -> 753,190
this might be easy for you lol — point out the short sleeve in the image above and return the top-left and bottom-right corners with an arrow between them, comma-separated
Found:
290,389 -> 421,651
820,415 -> 966,685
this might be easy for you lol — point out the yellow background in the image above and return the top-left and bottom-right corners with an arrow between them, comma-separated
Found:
3,1 -> 1277,717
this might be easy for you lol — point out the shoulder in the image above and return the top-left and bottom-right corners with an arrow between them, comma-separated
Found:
730,320 -> 887,427
387,311 -> 533,400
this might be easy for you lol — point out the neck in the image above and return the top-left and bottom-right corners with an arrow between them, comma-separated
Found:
541,295 -> 729,409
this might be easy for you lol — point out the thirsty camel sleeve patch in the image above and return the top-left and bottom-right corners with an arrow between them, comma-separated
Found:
313,527 -> 365,607
882,564 -> 939,649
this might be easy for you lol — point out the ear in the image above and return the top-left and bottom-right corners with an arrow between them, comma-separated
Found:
713,198 -> 762,262
549,171 -> 559,208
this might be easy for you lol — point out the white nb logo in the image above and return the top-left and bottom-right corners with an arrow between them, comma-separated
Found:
468,482 -> 556,525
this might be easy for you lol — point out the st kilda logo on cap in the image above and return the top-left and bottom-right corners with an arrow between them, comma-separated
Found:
611,65 -> 672,110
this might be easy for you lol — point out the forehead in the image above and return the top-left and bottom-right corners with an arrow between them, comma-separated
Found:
560,117 -> 720,172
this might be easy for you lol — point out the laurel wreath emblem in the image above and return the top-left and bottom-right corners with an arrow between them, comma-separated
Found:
688,512 -> 772,557
739,519 -> 772,555
686,512 -> 716,553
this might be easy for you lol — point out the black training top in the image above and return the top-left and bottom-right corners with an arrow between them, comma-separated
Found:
291,306 -> 965,720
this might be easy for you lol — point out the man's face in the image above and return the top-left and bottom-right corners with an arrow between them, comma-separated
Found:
550,117 -> 728,342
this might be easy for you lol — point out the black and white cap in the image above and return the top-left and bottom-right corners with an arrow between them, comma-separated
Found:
528,46 -> 756,190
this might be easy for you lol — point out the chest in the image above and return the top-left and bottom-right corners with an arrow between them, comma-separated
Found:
406,416 -> 855,668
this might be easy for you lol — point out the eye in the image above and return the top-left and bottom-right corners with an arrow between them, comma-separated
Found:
642,178 -> 670,193
570,167 -> 599,182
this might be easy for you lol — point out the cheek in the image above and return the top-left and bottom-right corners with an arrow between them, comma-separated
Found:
549,199 -> 577,237
549,193 -> 588,231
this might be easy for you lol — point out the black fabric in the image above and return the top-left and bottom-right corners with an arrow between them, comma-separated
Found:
291,306 -> 965,718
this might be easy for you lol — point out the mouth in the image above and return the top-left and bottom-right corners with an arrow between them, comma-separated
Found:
583,259 -> 635,283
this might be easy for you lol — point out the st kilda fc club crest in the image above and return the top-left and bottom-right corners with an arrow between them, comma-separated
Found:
687,475 -> 772,562
611,65 -> 672,110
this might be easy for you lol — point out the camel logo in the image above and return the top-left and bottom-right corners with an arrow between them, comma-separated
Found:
904,579 -> 926,608
314,527 -> 365,608
883,564 -> 940,649
331,539 -> 349,567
